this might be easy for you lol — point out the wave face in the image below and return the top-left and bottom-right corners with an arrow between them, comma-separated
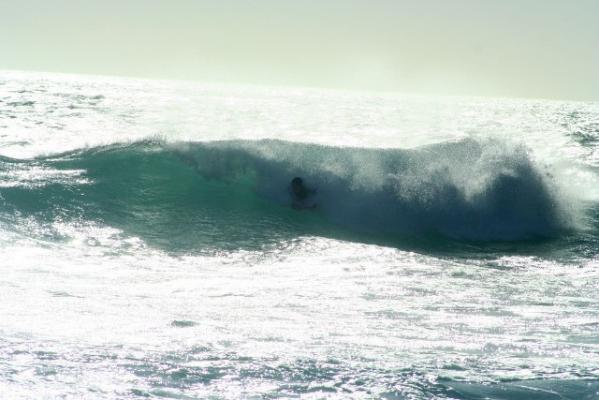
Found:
0,138 -> 577,250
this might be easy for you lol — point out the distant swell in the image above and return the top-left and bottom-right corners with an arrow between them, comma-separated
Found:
0,138 -> 580,250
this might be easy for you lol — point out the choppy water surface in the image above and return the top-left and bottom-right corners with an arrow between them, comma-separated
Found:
1,70 -> 599,399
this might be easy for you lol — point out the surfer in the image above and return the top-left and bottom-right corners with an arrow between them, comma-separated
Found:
290,177 -> 316,210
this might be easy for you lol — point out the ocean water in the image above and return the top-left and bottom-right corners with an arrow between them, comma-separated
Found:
1,70 -> 599,399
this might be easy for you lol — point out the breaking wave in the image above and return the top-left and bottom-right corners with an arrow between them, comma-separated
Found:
0,138 -> 583,251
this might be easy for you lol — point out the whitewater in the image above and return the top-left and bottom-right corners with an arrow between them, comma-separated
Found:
1,70 -> 599,399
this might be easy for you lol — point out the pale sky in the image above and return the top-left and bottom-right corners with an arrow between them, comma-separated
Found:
1,0 -> 598,100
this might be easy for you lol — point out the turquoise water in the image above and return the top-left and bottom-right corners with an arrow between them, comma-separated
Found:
1,70 -> 599,399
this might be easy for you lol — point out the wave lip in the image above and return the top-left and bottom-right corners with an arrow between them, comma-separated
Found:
0,138 -> 581,248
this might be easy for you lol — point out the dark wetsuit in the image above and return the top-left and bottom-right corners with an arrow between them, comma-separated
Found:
290,177 -> 316,209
